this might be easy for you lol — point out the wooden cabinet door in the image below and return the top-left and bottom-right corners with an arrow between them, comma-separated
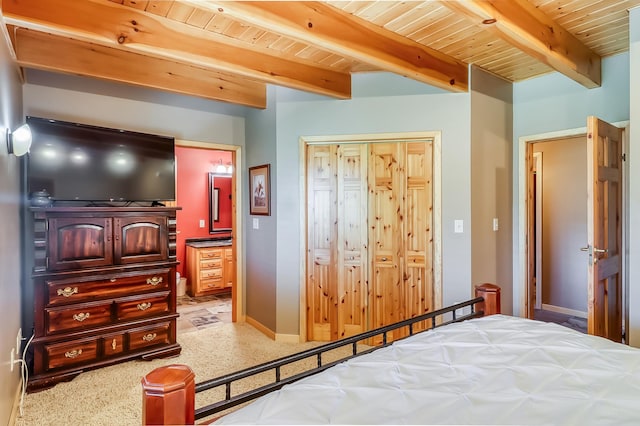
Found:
47,217 -> 113,271
224,247 -> 234,288
114,215 -> 168,264
306,144 -> 368,341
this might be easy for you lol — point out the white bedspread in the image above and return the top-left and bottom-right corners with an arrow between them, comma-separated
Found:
214,315 -> 640,425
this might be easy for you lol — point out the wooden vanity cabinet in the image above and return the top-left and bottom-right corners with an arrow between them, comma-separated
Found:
28,207 -> 181,392
186,243 -> 234,297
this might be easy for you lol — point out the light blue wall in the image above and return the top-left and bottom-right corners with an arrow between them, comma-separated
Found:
514,53 -> 629,135
470,66 -> 513,315
272,77 -> 472,335
0,32 -> 25,424
512,53 -> 631,319
245,86 -> 278,330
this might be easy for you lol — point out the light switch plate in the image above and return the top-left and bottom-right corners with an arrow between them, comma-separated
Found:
454,220 -> 463,233
199,219 -> 205,228
493,218 -> 499,231
253,218 -> 259,229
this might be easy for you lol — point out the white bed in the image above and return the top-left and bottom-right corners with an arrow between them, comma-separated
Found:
214,315 -> 640,425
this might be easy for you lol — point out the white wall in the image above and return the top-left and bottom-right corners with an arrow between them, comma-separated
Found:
23,84 -> 246,146
272,79 -> 472,335
628,7 -> 640,346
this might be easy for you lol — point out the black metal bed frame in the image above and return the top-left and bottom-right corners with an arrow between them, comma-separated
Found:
193,296 -> 485,420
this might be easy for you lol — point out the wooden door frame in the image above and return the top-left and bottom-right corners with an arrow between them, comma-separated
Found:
532,151 -> 543,311
175,140 -> 244,322
298,131 -> 443,342
517,123 -> 629,332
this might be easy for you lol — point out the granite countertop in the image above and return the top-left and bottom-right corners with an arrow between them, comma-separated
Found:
186,239 -> 232,248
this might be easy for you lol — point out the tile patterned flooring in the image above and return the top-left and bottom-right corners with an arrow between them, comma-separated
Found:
176,293 -> 232,333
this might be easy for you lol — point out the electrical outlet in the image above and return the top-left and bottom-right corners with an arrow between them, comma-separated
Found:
16,328 -> 22,352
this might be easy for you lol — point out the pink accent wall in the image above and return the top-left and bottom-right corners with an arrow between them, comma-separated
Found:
175,146 -> 232,276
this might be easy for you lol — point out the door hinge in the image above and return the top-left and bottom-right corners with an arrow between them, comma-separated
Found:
622,153 -> 627,161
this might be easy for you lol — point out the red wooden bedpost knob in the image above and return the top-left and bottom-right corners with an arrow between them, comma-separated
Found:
142,364 -> 195,425
474,283 -> 501,316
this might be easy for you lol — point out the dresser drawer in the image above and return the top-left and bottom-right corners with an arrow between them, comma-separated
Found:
200,258 -> 222,269
46,269 -> 171,306
45,338 -> 99,370
45,301 -> 113,334
199,248 -> 223,260
116,292 -> 170,321
201,278 -> 224,290
200,268 -> 222,280
128,322 -> 171,352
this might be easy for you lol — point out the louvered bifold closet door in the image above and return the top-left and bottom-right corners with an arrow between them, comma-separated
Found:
306,144 -> 368,341
369,141 -> 434,343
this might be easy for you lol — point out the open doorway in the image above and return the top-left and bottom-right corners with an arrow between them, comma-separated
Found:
530,135 -> 588,333
519,120 -> 628,341
174,140 -> 244,324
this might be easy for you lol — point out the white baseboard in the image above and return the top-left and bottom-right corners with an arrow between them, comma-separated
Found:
541,304 -> 587,318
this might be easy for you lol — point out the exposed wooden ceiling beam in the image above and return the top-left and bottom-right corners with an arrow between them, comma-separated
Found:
442,0 -> 601,89
192,1 -> 469,92
3,0 -> 351,100
10,26 -> 267,108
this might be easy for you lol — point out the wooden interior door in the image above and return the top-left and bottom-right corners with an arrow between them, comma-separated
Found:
369,143 -> 404,334
586,116 -> 623,342
402,141 -> 435,332
369,141 -> 434,340
306,144 -> 368,341
306,139 -> 434,342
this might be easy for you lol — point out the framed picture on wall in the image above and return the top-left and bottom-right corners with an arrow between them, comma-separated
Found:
249,164 -> 270,216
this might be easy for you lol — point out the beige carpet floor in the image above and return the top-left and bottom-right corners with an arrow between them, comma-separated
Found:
15,322 -> 340,425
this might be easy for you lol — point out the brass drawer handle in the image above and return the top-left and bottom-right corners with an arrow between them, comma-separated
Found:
110,278 -> 117,283
111,338 -> 117,350
73,312 -> 90,322
147,276 -> 163,286
57,287 -> 78,297
65,349 -> 82,359
381,257 -> 388,261
142,333 -> 157,342
137,302 -> 152,311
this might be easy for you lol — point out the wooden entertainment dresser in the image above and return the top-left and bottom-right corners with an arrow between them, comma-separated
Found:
28,206 -> 181,391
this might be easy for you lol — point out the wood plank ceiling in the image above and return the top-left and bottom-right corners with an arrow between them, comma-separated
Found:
2,0 -> 639,109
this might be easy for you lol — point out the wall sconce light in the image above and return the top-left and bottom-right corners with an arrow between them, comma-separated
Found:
214,159 -> 233,175
6,123 -> 32,157
215,159 -> 227,174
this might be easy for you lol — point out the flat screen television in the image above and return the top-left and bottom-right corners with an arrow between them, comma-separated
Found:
26,116 -> 176,204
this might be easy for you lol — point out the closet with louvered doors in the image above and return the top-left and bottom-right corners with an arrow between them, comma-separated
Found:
306,139 -> 436,342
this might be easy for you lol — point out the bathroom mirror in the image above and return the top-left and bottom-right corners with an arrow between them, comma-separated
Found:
209,173 -> 232,232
